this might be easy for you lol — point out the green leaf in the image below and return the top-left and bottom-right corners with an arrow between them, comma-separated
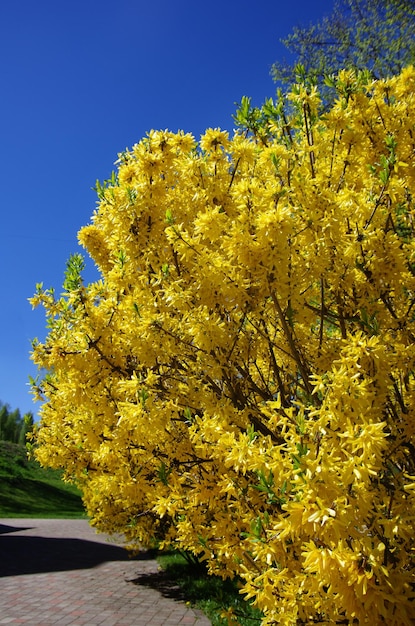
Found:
63,254 -> 85,292
157,462 -> 171,486
139,389 -> 149,406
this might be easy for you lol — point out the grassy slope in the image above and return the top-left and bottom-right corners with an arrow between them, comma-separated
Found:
0,441 -> 85,518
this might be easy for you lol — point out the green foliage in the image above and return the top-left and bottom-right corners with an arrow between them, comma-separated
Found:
272,0 -> 415,93
157,551 -> 263,626
63,253 -> 85,293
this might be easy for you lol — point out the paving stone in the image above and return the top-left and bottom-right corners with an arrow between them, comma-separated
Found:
0,519 -> 211,626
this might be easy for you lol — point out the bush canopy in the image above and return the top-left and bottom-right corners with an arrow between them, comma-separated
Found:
31,67 -> 415,624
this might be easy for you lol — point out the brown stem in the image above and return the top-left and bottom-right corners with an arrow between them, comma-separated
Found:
365,185 -> 387,229
319,277 -> 324,353
336,294 -> 347,339
303,102 -> 315,179
87,335 -> 126,375
268,286 -> 313,397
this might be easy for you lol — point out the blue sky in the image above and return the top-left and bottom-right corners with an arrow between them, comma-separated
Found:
1,0 -> 332,418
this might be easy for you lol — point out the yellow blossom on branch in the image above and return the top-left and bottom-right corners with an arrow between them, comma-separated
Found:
31,67 -> 415,625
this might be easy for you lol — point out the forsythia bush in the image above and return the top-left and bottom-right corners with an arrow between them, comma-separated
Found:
31,68 -> 415,624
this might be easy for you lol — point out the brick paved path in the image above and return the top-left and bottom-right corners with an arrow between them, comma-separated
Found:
0,519 -> 211,626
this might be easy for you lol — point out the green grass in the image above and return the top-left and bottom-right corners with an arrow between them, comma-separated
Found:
157,550 -> 263,626
0,440 -> 86,518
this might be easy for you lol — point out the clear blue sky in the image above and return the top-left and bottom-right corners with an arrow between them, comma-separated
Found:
0,0 -> 332,418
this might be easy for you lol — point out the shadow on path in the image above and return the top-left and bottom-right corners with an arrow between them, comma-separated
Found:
0,523 -> 33,535
0,525 -> 155,577
129,570 -> 186,601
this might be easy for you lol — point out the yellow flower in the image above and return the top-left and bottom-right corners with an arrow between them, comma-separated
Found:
32,68 -> 415,626
200,128 -> 229,153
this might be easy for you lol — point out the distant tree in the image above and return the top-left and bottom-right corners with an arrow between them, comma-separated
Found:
0,401 -> 34,444
272,0 -> 415,90
0,404 -> 8,440
0,404 -> 19,442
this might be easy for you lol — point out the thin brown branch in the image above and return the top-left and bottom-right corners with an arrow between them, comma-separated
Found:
87,335 -> 126,375
268,286 -> 314,398
303,102 -> 316,179
319,277 -> 324,353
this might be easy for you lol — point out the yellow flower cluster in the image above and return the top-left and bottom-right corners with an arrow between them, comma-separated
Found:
31,69 -> 415,624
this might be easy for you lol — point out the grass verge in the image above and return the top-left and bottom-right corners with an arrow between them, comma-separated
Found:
157,550 -> 263,626
0,440 -> 86,518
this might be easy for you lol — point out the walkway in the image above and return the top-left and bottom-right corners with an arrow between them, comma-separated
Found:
0,518 -> 211,626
